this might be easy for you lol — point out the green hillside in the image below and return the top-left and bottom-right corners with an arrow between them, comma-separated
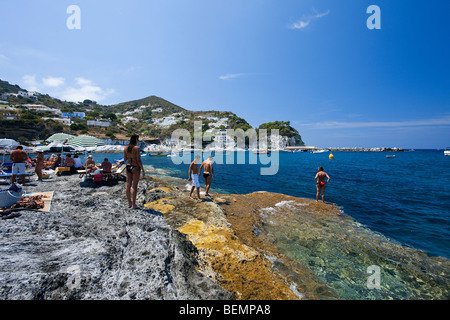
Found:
0,78 -> 305,146
109,95 -> 186,115
0,79 -> 23,93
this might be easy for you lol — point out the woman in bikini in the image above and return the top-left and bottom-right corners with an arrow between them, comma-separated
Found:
124,134 -> 145,209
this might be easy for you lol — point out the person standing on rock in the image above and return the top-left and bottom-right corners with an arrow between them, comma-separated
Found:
34,149 -> 44,182
10,146 -> 28,185
315,166 -> 330,203
188,155 -> 202,201
200,156 -> 215,197
124,134 -> 145,209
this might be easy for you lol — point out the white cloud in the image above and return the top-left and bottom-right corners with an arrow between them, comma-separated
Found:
22,74 -> 39,92
42,76 -> 65,87
289,10 -> 330,30
219,73 -> 247,80
60,77 -> 115,102
20,75 -> 114,102
301,116 -> 450,129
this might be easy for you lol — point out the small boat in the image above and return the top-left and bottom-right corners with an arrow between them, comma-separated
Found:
311,149 -> 327,154
444,148 -> 450,156
386,155 -> 396,158
149,152 -> 170,157
253,150 -> 270,154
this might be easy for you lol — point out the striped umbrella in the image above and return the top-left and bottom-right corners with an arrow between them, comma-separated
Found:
66,135 -> 105,148
46,133 -> 75,142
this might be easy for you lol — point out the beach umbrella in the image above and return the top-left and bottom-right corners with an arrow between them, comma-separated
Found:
0,138 -> 19,149
46,133 -> 75,143
66,135 -> 105,148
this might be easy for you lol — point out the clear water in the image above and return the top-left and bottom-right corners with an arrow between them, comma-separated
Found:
125,150 -> 449,259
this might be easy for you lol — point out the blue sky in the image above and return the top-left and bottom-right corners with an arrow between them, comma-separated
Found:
1,0 -> 449,148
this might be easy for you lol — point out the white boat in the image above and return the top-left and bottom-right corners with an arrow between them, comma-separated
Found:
149,152 -> 170,157
311,149 -> 327,154
445,148 -> 450,156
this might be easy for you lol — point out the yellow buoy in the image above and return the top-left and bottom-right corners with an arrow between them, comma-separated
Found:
329,153 -> 334,159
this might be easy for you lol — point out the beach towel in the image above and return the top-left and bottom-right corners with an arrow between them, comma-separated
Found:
20,191 -> 54,212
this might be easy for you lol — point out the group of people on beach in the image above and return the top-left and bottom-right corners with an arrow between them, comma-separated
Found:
8,146 -> 114,184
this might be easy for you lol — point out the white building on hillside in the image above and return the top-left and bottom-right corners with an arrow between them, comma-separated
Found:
87,120 -> 111,127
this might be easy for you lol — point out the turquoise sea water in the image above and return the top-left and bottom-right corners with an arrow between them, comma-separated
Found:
81,150 -> 449,260
135,150 -> 450,260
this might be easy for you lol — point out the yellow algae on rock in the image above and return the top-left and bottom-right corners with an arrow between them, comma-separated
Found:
144,197 -> 175,214
178,218 -> 300,300
149,187 -> 171,194
143,179 -> 306,300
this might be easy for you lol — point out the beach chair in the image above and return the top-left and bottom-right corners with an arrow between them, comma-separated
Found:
55,167 -> 71,176
0,162 -> 33,184
108,164 -> 126,180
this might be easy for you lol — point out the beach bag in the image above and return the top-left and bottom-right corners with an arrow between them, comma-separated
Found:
93,174 -> 103,183
0,184 -> 23,208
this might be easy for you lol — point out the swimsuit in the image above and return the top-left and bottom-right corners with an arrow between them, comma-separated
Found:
12,163 -> 26,175
126,164 -> 138,173
191,174 -> 200,188
203,173 -> 210,179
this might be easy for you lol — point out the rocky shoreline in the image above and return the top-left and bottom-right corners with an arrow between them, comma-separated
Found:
0,169 -> 341,300
2,172 -> 448,300
0,175 -> 233,300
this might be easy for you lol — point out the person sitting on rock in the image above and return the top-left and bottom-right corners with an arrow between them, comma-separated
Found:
63,154 -> 76,173
73,154 -> 83,169
52,153 -> 62,170
84,155 -> 97,173
100,158 -> 113,180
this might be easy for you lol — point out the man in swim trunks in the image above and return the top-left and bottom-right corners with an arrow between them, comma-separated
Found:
315,166 -> 330,203
200,156 -> 215,197
10,146 -> 28,185
188,155 -> 202,201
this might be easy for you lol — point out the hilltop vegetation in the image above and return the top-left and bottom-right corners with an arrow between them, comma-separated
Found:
0,79 -> 305,146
